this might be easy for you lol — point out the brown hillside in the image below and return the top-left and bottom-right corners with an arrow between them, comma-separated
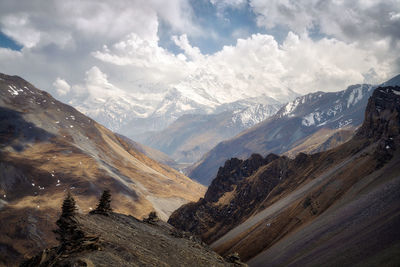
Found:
0,73 -> 205,266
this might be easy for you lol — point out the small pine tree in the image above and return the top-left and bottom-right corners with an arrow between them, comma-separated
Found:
226,252 -> 241,263
92,189 -> 112,215
54,192 -> 85,250
144,211 -> 159,224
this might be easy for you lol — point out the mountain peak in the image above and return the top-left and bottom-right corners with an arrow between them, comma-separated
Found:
356,86 -> 400,140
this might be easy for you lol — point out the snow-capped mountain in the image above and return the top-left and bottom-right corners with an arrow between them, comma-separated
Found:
231,103 -> 281,128
188,75 -> 400,185
68,76 -> 285,166
68,80 -> 297,141
276,83 -> 375,129
138,102 -> 281,164
71,94 -> 153,132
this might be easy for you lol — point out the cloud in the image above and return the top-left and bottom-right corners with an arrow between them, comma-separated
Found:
210,0 -> 247,10
172,34 -> 203,61
0,0 -> 398,108
209,0 -> 248,19
0,0 -> 198,97
70,66 -> 125,98
390,12 -> 400,21
250,0 -> 400,44
53,77 -> 71,96
92,31 -> 397,103
0,14 -> 41,48
0,0 -> 198,49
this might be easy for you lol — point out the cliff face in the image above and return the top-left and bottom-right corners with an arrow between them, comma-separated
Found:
169,151 -> 316,244
356,86 -> 400,140
169,86 -> 400,265
168,154 -> 276,239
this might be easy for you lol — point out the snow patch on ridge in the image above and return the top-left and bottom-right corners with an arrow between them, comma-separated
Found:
347,86 -> 364,108
232,104 -> 280,127
302,112 -> 323,127
282,98 -> 300,117
7,85 -> 23,96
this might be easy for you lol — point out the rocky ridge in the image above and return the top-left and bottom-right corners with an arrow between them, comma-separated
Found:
188,75 -> 400,185
20,208 -> 243,267
169,86 -> 400,266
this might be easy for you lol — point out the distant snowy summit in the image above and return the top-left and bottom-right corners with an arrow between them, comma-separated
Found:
68,80 -> 298,140
277,84 -> 374,129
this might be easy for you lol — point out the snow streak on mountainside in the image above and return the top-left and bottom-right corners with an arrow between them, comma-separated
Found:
276,84 -> 374,128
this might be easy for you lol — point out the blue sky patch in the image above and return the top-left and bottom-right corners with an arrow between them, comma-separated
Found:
159,0 -> 271,55
0,31 -> 22,51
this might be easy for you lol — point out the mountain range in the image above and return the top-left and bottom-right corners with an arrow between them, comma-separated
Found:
169,85 -> 400,266
68,79 -> 293,165
0,73 -> 205,265
136,102 -> 281,164
188,75 -> 400,185
2,71 -> 400,266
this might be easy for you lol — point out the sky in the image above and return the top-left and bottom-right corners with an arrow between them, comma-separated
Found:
0,0 -> 399,103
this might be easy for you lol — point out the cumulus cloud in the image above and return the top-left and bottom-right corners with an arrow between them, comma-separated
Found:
250,0 -> 400,43
172,34 -> 203,61
93,31 -> 397,102
0,0 -> 199,98
0,14 -> 41,48
53,78 -> 71,96
0,0 -> 198,49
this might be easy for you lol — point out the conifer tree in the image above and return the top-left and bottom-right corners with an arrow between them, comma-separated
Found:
144,211 -> 159,224
92,189 -> 112,215
54,192 -> 85,250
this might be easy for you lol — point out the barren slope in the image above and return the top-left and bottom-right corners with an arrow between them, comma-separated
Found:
283,126 -> 356,158
0,73 -> 205,266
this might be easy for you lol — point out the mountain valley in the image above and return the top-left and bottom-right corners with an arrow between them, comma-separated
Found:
1,73 -> 399,266
1,1 -> 400,266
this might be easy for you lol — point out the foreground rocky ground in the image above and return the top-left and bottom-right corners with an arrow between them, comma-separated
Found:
21,211 -> 245,267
